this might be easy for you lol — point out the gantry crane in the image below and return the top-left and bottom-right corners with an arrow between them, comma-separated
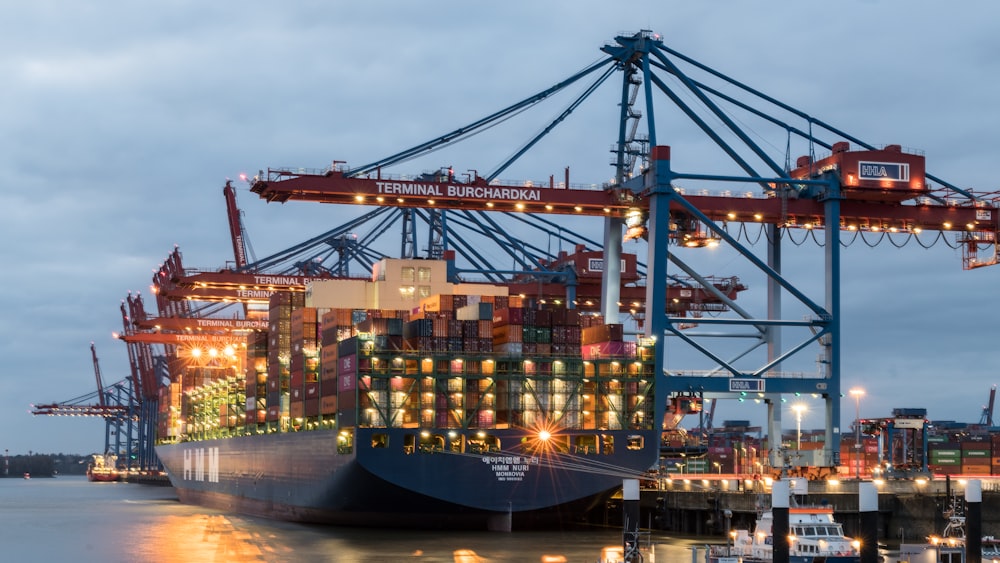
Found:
224,178 -> 256,271
31,344 -> 136,466
111,180 -> 266,470
981,385 -> 997,426
246,31 -> 999,476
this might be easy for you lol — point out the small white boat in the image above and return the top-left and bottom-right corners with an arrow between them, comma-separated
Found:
708,505 -> 859,563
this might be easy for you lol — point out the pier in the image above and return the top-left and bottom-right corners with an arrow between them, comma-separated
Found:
621,475 -> 1000,541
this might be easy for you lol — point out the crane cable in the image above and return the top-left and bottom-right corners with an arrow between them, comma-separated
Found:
723,222 -> 967,251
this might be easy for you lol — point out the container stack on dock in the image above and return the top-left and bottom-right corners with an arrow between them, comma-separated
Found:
926,434 -> 993,476
839,435 -> 881,477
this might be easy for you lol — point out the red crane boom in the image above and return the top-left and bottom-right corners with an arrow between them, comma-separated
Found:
223,179 -> 251,270
91,343 -> 106,408
249,144 -> 1000,270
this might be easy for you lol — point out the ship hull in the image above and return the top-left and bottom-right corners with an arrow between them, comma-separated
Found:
87,469 -> 121,482
156,427 -> 656,529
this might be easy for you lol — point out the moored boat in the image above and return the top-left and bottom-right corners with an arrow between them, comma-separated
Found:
86,453 -> 121,482
709,505 -> 859,563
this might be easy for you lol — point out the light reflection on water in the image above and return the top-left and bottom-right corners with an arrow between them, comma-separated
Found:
0,476 -> 708,562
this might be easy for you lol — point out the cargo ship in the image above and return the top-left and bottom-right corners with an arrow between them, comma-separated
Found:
86,453 -> 121,482
154,257 -> 660,529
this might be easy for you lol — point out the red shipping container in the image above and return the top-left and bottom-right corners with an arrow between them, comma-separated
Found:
534,309 -> 552,327
321,378 -> 339,396
581,341 -> 627,359
493,307 -> 524,326
305,399 -> 319,417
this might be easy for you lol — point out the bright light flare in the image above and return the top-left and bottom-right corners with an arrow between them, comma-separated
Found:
521,420 -> 563,455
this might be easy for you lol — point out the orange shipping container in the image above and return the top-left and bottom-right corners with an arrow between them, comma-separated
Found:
962,463 -> 991,475
492,324 -> 523,343
420,294 -> 454,313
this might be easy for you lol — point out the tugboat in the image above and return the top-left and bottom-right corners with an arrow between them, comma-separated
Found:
709,505 -> 860,562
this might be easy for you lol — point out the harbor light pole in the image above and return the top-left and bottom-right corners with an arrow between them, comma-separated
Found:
850,388 -> 865,479
792,403 -> 806,450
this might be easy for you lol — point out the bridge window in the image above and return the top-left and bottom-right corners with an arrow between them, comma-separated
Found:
602,435 -> 615,454
574,435 -> 598,454
418,433 -> 445,453
337,429 -> 354,454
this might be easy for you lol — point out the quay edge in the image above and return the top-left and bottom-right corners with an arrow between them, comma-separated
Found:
630,477 -> 1000,541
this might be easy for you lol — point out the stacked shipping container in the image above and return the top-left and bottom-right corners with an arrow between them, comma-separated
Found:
172,258 -> 660,443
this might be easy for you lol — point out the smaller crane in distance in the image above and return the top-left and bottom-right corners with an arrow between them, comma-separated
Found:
30,343 -> 129,418
980,384 -> 997,426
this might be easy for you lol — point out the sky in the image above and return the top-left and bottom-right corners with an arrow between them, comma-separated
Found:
3,1 -> 1000,456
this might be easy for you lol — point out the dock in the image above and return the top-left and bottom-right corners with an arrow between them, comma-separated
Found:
624,475 -> 1000,540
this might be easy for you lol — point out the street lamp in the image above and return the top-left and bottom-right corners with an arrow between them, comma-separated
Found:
724,510 -> 733,556
791,403 -> 806,450
850,388 -> 865,480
